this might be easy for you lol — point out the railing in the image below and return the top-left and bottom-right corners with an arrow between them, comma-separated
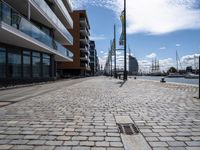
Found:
55,0 -> 73,27
0,1 -> 73,59
32,0 -> 73,43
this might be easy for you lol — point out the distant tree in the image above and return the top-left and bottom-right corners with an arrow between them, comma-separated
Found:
167,67 -> 177,73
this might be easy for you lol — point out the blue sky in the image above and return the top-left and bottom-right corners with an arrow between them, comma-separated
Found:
71,0 -> 200,72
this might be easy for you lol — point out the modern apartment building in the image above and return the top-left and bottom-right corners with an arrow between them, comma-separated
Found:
0,0 -> 73,85
57,10 -> 91,77
89,40 -> 99,75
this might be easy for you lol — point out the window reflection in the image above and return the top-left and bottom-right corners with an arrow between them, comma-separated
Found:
23,51 -> 31,78
8,51 -> 22,78
0,47 -> 6,78
32,52 -> 41,78
43,54 -> 50,78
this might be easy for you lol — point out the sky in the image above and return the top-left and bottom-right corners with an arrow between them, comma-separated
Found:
71,0 -> 200,72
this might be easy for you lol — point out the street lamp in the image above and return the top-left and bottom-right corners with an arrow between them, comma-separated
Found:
123,0 -> 127,80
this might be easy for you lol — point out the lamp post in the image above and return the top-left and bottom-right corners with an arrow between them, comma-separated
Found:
199,56 -> 200,98
123,0 -> 127,80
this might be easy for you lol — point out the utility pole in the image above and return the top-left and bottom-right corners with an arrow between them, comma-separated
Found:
114,24 -> 117,78
199,56 -> 200,98
123,0 -> 127,80
110,41 -> 113,77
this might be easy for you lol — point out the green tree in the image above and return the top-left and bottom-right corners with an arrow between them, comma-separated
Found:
168,67 -> 177,73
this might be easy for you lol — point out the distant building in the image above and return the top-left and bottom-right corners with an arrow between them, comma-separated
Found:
129,55 -> 139,75
89,41 -> 99,75
57,10 -> 91,77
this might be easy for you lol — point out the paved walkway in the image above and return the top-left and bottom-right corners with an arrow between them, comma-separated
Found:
0,77 -> 199,150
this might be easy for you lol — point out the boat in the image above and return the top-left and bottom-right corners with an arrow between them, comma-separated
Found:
184,73 -> 199,79
167,73 -> 185,78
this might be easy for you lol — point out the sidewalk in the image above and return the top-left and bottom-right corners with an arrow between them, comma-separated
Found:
0,77 -> 199,150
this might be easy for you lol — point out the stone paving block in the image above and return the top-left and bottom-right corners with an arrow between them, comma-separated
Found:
45,141 -> 63,146
185,141 -> 200,146
105,137 -> 121,142
80,141 -> 95,146
24,135 -> 40,140
158,137 -> 175,141
34,146 -> 55,150
96,141 -> 109,147
11,145 -> 34,150
0,145 -> 13,149
149,141 -> 168,147
89,136 -> 104,141
27,140 -> 46,145
9,140 -> 29,144
71,147 -> 90,150
63,141 -> 79,146
71,136 -> 87,141
168,147 -> 187,150
54,146 -> 71,150
109,142 -> 123,147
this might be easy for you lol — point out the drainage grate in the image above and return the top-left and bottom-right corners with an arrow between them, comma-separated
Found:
117,123 -> 140,135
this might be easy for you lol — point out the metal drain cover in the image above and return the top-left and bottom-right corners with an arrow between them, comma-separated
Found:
117,123 -> 140,135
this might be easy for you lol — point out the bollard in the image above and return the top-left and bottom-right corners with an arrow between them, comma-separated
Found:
160,77 -> 166,83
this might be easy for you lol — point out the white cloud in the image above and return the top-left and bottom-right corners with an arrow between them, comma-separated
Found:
180,53 -> 200,69
176,44 -> 181,47
90,35 -> 107,41
160,47 -> 166,50
146,53 -> 157,59
100,51 -> 104,54
71,0 -> 200,35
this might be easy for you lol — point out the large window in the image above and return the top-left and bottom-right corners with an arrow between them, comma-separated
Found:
42,54 -> 50,78
23,51 -> 31,78
32,52 -> 41,78
8,50 -> 22,78
2,2 -> 11,24
0,47 -> 6,78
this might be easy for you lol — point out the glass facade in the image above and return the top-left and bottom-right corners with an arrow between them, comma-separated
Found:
32,52 -> 41,78
0,47 -> 6,78
8,50 -> 22,78
0,44 -> 53,82
23,51 -> 31,78
42,54 -> 50,78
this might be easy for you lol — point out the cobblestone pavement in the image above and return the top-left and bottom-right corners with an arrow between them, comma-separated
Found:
0,77 -> 199,150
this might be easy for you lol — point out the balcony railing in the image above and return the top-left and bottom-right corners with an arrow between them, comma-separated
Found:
55,0 -> 73,28
0,1 -> 73,59
32,0 -> 73,43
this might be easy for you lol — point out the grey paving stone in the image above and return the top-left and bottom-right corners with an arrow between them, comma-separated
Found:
63,141 -> 79,146
54,147 -> 71,150
0,145 -> 13,149
34,146 -> 55,150
45,141 -> 63,146
149,142 -> 168,147
96,141 -> 109,147
27,140 -> 46,145
80,141 -> 95,146
11,145 -> 34,150
185,141 -> 200,146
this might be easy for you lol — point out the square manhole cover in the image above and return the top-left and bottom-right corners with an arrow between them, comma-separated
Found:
117,123 -> 140,135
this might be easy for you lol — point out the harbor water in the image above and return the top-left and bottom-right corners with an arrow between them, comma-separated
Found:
136,76 -> 199,85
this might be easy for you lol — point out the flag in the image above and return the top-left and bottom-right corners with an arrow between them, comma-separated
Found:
119,10 -> 125,46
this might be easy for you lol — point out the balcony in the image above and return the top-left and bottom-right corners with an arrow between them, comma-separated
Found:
0,1 -> 73,61
80,18 -> 89,28
31,0 -> 73,45
80,55 -> 89,62
80,36 -> 89,44
54,0 -> 73,29
80,27 -> 89,36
